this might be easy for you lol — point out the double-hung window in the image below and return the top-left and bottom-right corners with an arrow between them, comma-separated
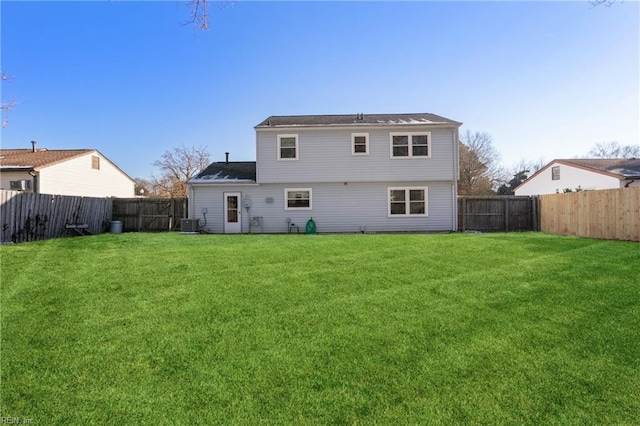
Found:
278,134 -> 298,160
551,166 -> 560,180
285,188 -> 312,210
390,132 -> 431,158
352,133 -> 369,155
388,187 -> 428,216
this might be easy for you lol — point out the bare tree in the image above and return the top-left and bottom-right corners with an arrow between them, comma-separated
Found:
589,0 -> 618,7
134,177 -> 159,197
186,0 -> 236,30
187,0 -> 210,30
586,141 -> 640,159
151,145 -> 211,198
1,72 -> 20,128
458,130 -> 502,195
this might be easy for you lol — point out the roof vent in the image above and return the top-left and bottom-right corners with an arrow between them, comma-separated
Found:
31,140 -> 37,152
225,152 -> 229,164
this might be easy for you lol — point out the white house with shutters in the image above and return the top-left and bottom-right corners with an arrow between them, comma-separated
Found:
514,158 -> 640,196
188,113 -> 462,233
0,145 -> 135,198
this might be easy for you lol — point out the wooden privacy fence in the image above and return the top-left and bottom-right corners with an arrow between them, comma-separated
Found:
458,196 -> 539,232
112,198 -> 187,232
540,187 -> 640,242
0,190 -> 112,243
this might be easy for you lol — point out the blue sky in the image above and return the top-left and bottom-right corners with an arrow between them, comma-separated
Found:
1,1 -> 638,179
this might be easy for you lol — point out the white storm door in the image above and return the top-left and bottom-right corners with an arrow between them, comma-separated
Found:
224,192 -> 241,233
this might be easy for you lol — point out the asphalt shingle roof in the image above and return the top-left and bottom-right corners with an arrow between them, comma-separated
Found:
0,149 -> 94,170
560,158 -> 640,179
191,161 -> 257,183
255,113 -> 461,128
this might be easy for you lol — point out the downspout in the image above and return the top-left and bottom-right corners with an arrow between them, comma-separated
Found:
188,184 -> 195,219
624,179 -> 637,188
28,169 -> 38,193
452,127 -> 460,231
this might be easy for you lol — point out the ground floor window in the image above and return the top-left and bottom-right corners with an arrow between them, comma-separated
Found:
285,188 -> 312,210
388,187 -> 428,216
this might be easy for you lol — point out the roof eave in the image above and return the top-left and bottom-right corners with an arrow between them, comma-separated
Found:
254,122 -> 462,130
188,180 -> 258,186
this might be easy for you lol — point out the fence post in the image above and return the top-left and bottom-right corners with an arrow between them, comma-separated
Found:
461,197 -> 466,232
169,199 -> 175,231
137,199 -> 143,232
504,198 -> 510,232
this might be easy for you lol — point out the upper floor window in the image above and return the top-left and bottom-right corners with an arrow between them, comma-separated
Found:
352,133 -> 369,155
551,166 -> 560,180
92,156 -> 100,170
285,188 -> 312,210
388,187 -> 428,216
390,132 -> 431,158
278,134 -> 298,160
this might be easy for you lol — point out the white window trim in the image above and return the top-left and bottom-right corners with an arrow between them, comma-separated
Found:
351,133 -> 369,155
278,134 -> 299,161
389,132 -> 431,159
284,188 -> 312,210
387,187 -> 428,217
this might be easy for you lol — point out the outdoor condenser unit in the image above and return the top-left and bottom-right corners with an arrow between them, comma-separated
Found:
180,219 -> 200,233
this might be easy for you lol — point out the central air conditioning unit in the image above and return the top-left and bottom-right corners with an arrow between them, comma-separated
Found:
9,180 -> 31,191
180,219 -> 200,233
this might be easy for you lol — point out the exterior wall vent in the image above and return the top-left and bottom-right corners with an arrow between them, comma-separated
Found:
180,218 -> 200,233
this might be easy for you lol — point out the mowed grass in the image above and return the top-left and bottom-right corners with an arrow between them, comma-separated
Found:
1,232 -> 639,424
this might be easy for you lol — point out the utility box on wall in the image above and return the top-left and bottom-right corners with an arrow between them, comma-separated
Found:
180,219 -> 200,233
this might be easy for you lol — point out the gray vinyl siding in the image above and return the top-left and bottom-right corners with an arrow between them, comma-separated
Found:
190,181 -> 455,233
256,127 -> 457,183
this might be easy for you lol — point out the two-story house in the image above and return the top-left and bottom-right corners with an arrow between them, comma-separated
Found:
188,113 -> 462,233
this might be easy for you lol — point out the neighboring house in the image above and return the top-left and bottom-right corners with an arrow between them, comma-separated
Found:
0,145 -> 135,197
514,158 -> 640,196
188,113 -> 462,233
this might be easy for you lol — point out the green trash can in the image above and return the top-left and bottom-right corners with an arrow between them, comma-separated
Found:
305,218 -> 317,234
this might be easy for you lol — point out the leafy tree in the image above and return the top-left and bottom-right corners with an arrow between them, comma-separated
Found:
586,141 -> 640,159
496,158 -> 546,195
151,145 -> 210,198
497,171 -> 529,195
458,130 -> 502,195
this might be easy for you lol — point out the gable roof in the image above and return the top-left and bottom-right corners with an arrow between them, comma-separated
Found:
255,113 -> 462,128
0,149 -> 95,170
559,158 -> 640,179
189,161 -> 257,184
514,158 -> 640,191
0,148 -> 135,183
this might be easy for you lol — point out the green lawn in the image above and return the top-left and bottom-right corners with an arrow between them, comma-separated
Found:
1,232 -> 639,424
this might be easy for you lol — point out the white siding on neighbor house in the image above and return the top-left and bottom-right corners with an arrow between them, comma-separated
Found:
190,181 -> 456,233
0,171 -> 33,191
38,152 -> 134,197
256,126 -> 458,184
515,162 -> 621,196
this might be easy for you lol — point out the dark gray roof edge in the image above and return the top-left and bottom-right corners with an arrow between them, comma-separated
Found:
559,158 -> 640,178
255,113 -> 462,128
191,161 -> 257,183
